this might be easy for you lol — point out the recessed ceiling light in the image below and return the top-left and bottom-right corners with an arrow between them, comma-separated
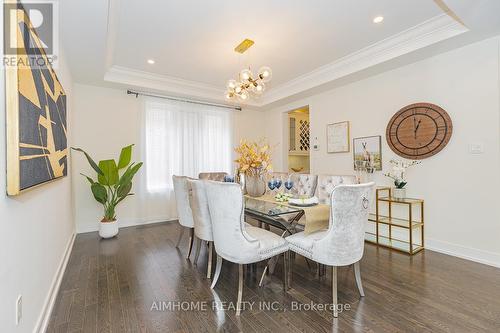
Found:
373,16 -> 384,24
147,59 -> 155,64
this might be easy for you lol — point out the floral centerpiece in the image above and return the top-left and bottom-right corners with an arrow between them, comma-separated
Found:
384,159 -> 421,199
234,139 -> 272,197
275,192 -> 292,202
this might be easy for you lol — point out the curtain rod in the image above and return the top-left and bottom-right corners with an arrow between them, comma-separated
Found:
127,89 -> 242,111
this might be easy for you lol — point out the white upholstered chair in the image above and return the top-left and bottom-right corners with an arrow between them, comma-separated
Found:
315,175 -> 357,204
172,175 -> 195,259
188,179 -> 215,279
198,172 -> 228,182
286,182 -> 375,317
204,180 -> 290,316
290,173 -> 318,197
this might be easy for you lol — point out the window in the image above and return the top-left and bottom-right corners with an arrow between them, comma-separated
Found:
143,98 -> 233,192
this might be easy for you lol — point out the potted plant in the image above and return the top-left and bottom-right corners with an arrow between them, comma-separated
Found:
384,159 -> 420,199
234,139 -> 272,197
72,145 -> 143,238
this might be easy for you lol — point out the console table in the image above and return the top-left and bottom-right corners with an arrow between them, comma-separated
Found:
366,187 -> 424,255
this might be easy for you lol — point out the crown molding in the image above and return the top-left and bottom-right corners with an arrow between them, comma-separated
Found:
104,65 -> 260,106
259,13 -> 469,105
103,13 -> 468,108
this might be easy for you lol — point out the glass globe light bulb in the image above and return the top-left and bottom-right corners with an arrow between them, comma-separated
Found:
253,81 -> 265,94
239,90 -> 249,101
240,68 -> 253,82
225,91 -> 233,100
226,79 -> 237,90
234,85 -> 242,94
258,66 -> 272,82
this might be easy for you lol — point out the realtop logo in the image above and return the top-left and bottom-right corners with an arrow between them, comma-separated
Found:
3,1 -> 59,68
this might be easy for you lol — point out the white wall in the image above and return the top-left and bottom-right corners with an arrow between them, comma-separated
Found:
72,84 -> 265,233
263,36 -> 500,267
0,47 -> 75,333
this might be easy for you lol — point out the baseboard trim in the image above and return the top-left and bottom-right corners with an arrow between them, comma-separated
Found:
34,232 -> 76,333
76,216 -> 177,234
426,238 -> 500,268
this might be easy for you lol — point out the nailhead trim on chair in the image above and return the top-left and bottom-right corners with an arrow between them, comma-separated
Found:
287,242 -> 313,259
259,243 -> 290,260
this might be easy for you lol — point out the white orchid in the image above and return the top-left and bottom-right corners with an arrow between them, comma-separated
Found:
384,159 -> 420,188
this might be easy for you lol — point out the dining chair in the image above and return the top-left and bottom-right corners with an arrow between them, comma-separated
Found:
315,175 -> 357,204
204,180 -> 290,316
187,179 -> 215,279
290,173 -> 318,197
198,172 -> 228,182
286,182 -> 375,317
172,175 -> 195,259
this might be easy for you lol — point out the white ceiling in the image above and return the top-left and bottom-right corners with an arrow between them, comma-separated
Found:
60,0 -> 500,108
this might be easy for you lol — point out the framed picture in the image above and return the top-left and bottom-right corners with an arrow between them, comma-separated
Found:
353,136 -> 382,171
6,5 -> 67,195
327,121 -> 350,153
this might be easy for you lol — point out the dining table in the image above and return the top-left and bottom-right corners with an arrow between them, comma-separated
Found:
244,194 -> 331,235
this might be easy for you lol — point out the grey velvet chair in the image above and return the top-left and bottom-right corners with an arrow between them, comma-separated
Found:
290,173 -> 318,197
172,175 -> 195,259
187,179 -> 215,279
204,180 -> 290,316
315,175 -> 357,204
286,182 -> 375,317
198,172 -> 228,182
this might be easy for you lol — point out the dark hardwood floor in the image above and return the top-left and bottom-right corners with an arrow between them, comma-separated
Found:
47,221 -> 500,333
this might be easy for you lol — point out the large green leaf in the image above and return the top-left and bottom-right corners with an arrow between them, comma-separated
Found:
71,147 -> 104,175
118,144 -> 134,169
117,181 -> 132,198
80,173 -> 95,185
91,183 -> 108,204
98,160 -> 119,185
117,162 -> 143,187
116,193 -> 134,205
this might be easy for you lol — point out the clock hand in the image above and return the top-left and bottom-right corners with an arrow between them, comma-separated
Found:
415,119 -> 422,132
414,119 -> 421,139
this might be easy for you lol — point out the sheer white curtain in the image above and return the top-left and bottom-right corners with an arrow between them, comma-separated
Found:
138,97 -> 233,221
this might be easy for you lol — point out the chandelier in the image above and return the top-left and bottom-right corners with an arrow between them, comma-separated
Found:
225,39 -> 272,101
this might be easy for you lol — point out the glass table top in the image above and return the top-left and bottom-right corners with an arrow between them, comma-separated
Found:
244,197 -> 303,217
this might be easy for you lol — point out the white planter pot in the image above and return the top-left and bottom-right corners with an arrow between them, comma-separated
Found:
99,219 -> 119,238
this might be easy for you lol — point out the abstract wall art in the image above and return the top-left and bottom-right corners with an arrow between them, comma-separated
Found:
5,6 -> 67,195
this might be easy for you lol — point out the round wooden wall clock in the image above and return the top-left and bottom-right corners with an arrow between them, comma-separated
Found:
386,103 -> 452,159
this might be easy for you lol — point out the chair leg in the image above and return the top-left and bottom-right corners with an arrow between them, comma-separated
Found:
207,241 -> 213,279
210,255 -> 223,289
268,256 -> 278,274
186,228 -> 194,259
258,265 -> 268,287
354,261 -> 365,297
283,252 -> 289,291
193,238 -> 202,264
236,264 -> 244,316
332,266 -> 338,318
175,227 -> 185,248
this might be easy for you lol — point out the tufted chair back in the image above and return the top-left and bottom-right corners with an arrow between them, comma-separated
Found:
290,174 -> 318,197
316,175 -> 357,204
313,182 -> 375,266
204,181 -> 260,264
198,172 -> 228,182
187,179 -> 213,242
265,172 -> 289,194
172,175 -> 194,228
